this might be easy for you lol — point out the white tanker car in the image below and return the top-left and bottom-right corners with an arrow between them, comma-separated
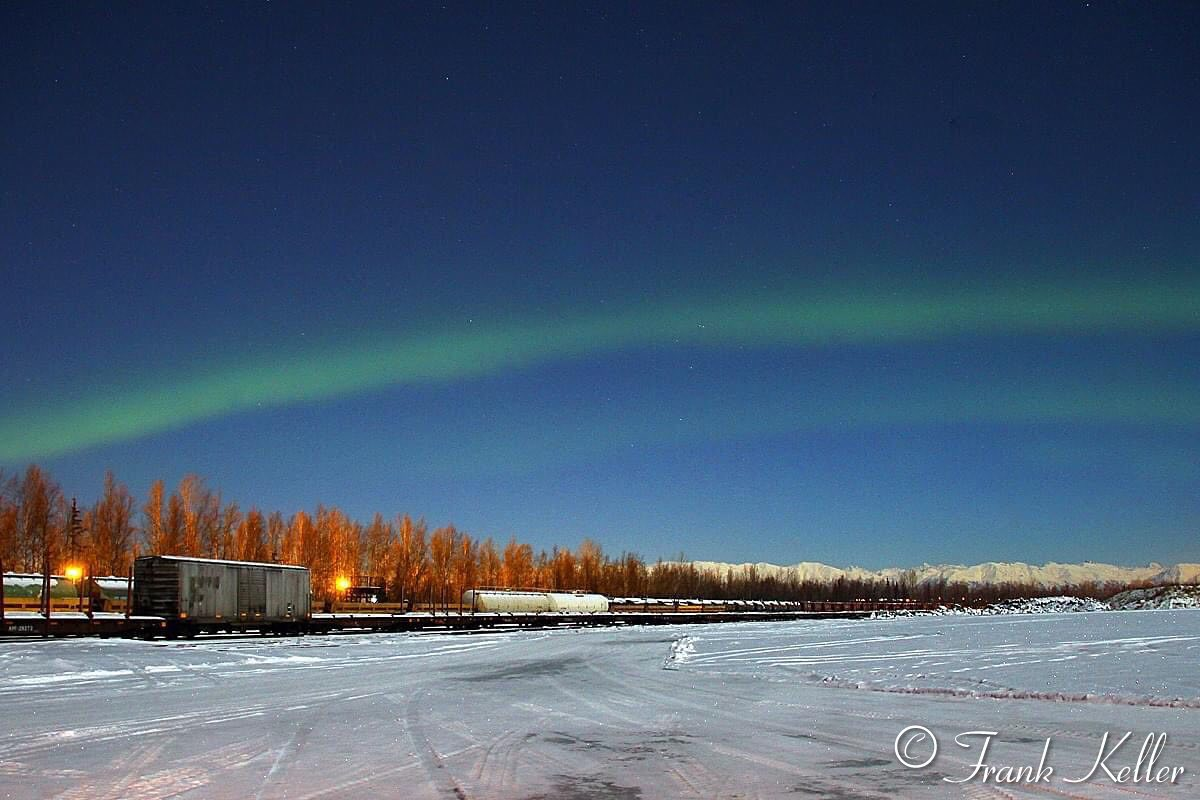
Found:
462,589 -> 609,613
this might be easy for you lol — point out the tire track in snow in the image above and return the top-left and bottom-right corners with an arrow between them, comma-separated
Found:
628,664 -> 1026,799
403,688 -> 473,799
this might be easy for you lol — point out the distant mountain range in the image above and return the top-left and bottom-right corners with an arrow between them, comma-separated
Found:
685,560 -> 1200,588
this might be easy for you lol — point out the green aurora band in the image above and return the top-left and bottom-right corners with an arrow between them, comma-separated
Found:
2,280 -> 1197,462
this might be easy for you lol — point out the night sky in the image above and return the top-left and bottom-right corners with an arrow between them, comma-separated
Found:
2,2 -> 1197,567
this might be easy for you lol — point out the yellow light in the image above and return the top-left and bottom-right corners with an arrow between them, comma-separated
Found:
335,576 -> 351,592
64,565 -> 83,582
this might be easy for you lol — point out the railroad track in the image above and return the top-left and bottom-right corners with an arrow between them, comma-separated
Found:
1,608 -> 878,641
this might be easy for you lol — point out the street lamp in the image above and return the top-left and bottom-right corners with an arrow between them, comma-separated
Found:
64,565 -> 83,612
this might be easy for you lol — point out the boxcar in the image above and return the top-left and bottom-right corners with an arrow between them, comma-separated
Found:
134,555 -> 311,635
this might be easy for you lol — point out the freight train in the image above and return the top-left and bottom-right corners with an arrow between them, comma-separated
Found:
1,555 -> 935,639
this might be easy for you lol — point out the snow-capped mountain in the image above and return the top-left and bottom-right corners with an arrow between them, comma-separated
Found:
1144,563 -> 1200,585
684,559 -> 1200,588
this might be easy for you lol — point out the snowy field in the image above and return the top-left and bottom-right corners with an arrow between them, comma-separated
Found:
1,611 -> 1198,799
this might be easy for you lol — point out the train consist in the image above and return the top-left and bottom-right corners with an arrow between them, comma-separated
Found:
1,555 -> 938,638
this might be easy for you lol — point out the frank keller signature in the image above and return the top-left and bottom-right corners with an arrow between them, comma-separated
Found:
894,726 -> 1186,785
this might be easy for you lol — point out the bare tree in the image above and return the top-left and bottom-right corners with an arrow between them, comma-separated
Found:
0,470 -> 19,571
89,471 -> 137,575
501,536 -> 534,589
363,513 -> 395,585
577,538 -> 603,592
391,515 -> 428,608
452,532 -> 477,609
429,525 -> 456,610
216,502 -> 241,559
17,465 -> 63,572
236,508 -> 267,562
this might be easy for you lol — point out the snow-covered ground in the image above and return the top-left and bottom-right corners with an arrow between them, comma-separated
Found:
1,611 -> 1197,798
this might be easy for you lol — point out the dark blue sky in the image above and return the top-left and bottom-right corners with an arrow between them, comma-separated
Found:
2,2 -> 1197,567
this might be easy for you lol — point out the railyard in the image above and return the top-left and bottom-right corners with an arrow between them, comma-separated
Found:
2,555 -> 938,639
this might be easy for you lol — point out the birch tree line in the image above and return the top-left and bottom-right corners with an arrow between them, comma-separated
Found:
1,465 -> 1156,604
0,465 -> 646,603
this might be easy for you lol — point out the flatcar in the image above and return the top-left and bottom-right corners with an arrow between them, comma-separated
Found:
133,555 -> 311,636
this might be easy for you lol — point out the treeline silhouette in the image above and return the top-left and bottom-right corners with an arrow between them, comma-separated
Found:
647,561 -> 1155,606
0,464 -> 1151,604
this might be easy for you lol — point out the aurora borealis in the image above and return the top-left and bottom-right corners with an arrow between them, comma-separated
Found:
2,279 -> 1197,463
2,3 -> 1197,567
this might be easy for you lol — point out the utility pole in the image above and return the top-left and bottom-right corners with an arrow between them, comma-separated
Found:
66,499 -> 81,561
67,500 -> 85,613
41,529 -> 51,637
